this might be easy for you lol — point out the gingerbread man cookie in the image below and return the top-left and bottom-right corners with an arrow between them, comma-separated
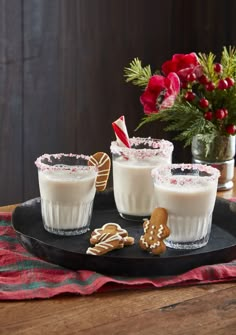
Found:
139,208 -> 170,255
90,223 -> 129,245
88,152 -> 111,191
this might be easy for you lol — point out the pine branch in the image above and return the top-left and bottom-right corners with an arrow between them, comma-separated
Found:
135,113 -> 160,130
174,119 -> 217,146
221,46 -> 236,78
136,102 -> 218,146
124,58 -> 152,88
198,52 -> 216,81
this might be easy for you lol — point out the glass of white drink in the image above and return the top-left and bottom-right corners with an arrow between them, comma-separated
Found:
152,163 -> 220,249
110,137 -> 173,221
35,153 -> 98,236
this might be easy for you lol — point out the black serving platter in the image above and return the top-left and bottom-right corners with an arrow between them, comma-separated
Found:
12,191 -> 236,276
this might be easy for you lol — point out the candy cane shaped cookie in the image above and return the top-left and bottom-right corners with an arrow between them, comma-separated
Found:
86,233 -> 124,256
88,152 -> 111,191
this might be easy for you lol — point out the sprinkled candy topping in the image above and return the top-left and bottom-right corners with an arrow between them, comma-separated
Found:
35,153 -> 96,173
110,137 -> 173,160
152,163 -> 220,186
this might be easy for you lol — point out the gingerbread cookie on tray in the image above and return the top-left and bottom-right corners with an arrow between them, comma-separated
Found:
139,208 -> 170,255
86,223 -> 135,256
90,223 -> 134,245
90,223 -> 134,247
90,223 -> 127,243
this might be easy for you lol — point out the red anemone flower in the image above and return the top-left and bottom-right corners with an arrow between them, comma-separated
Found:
140,72 -> 180,114
161,53 -> 202,82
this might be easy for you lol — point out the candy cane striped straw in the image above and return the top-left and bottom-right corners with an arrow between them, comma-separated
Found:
112,115 -> 131,148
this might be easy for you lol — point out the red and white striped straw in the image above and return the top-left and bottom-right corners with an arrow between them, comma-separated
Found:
112,115 -> 131,148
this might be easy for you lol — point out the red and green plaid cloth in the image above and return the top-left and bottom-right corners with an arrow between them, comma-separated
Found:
0,212 -> 236,300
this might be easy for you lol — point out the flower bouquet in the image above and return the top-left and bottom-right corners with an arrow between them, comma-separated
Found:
124,47 -> 236,158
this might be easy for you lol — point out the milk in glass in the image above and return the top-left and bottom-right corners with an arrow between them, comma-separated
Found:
111,137 -> 173,220
35,154 -> 97,235
152,164 -> 220,249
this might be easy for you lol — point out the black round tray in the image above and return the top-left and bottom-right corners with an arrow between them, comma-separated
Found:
12,191 -> 236,276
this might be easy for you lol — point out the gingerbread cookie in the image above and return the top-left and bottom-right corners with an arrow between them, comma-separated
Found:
139,208 -> 170,255
86,233 -> 124,256
88,223 -> 135,256
88,152 -> 111,191
90,223 -> 128,244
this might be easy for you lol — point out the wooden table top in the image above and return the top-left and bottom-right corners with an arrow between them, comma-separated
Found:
1,176 -> 236,334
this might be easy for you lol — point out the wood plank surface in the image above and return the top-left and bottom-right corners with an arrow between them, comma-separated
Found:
23,0 -> 77,200
0,283 -> 235,334
170,0 -> 236,54
1,1 -> 236,204
0,0 -> 23,206
75,0 -> 174,154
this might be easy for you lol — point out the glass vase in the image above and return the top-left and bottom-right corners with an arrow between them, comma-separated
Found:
191,135 -> 235,191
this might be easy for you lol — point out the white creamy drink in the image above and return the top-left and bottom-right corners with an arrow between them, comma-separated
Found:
113,158 -> 168,217
35,154 -> 97,235
111,137 -> 173,220
152,164 -> 220,249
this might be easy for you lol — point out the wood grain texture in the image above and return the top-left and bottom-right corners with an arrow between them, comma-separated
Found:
75,0 -> 173,155
1,0 -> 236,204
170,0 -> 236,54
23,0 -> 77,200
0,0 -> 23,205
0,283 -> 235,334
0,204 -> 18,212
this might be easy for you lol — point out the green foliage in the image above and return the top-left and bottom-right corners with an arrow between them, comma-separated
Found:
198,46 -> 236,82
198,52 -> 216,81
221,46 -> 236,77
124,58 -> 152,88
137,102 -> 218,146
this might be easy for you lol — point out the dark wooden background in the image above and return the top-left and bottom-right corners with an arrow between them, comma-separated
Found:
1,0 -> 236,205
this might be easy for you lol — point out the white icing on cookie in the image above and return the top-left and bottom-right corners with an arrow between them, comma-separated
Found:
86,234 -> 123,255
91,223 -> 128,242
157,224 -> 164,239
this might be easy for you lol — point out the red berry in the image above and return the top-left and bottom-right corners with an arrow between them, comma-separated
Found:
226,124 -> 236,134
215,109 -> 226,119
181,81 -> 188,89
204,111 -> 213,121
199,98 -> 209,108
184,91 -> 196,102
222,108 -> 228,117
186,73 -> 196,82
205,82 -> 215,91
214,63 -> 223,73
198,75 -> 209,85
225,77 -> 235,87
218,79 -> 228,90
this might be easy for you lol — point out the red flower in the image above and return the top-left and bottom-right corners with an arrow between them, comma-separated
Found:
162,53 -> 202,81
140,72 -> 180,114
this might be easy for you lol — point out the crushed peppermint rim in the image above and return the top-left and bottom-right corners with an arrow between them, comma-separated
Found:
110,137 -> 173,159
152,163 -> 220,186
35,153 -> 97,173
